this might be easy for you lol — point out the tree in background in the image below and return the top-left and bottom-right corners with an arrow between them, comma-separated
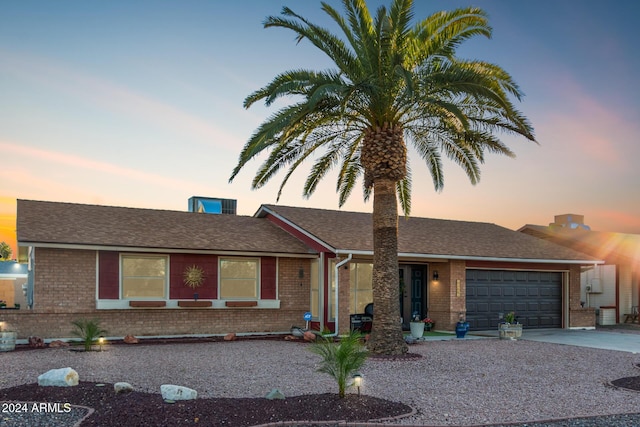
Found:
0,241 -> 12,261
230,0 -> 535,355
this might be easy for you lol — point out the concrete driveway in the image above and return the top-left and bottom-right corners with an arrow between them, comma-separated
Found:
469,326 -> 640,353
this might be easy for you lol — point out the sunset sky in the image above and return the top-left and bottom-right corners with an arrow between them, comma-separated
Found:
1,0 -> 639,258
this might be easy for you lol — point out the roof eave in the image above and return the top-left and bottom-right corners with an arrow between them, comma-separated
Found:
256,205 -> 337,253
335,249 -> 603,265
18,241 -> 317,258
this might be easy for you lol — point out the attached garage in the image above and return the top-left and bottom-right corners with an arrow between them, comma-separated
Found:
466,269 -> 563,330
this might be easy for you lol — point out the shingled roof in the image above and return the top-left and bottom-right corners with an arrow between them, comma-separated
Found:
259,205 -> 599,263
17,200 -> 314,255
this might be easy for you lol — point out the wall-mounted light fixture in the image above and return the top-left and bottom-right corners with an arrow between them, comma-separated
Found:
298,268 -> 304,279
432,270 -> 439,281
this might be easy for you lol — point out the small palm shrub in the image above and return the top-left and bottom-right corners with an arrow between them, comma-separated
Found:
71,318 -> 107,351
308,332 -> 368,398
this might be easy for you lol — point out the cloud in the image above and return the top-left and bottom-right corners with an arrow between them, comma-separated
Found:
0,141 -> 216,197
0,49 -> 244,151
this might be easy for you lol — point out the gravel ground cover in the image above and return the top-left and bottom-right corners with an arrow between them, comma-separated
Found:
1,336 -> 640,426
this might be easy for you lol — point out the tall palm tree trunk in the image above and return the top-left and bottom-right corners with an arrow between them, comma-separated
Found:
367,179 -> 408,355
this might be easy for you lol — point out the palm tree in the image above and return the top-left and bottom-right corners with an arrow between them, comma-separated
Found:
308,332 -> 368,398
229,0 -> 535,355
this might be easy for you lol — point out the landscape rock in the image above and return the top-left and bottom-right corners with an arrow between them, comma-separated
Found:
114,382 -> 134,394
303,331 -> 316,342
124,335 -> 139,344
265,388 -> 285,400
223,333 -> 237,341
38,367 -> 79,387
28,336 -> 45,349
160,384 -> 197,401
48,340 -> 69,348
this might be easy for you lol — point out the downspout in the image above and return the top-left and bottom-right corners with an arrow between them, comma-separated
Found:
327,253 -> 353,337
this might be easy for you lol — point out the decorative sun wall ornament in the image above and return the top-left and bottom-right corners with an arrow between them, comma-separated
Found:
183,265 -> 205,289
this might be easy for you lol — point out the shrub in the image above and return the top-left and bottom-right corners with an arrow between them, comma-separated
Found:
71,318 -> 107,351
308,332 -> 368,398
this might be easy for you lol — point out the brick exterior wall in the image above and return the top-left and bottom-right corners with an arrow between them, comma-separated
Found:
428,261 -> 467,330
568,264 -> 596,327
0,249 -> 312,340
0,248 -> 597,339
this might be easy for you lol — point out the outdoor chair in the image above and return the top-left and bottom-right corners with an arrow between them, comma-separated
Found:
624,306 -> 639,323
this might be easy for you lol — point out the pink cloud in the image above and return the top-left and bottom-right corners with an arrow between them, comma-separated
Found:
0,141 -> 215,197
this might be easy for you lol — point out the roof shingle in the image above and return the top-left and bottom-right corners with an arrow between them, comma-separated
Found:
261,205 -> 598,262
17,200 -> 314,255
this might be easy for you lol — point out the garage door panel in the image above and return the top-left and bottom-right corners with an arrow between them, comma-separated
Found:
476,303 -> 489,312
503,287 -> 515,296
503,303 -> 516,312
466,269 -> 562,330
474,318 -> 492,329
490,303 -> 503,312
515,302 -> 528,312
475,286 -> 489,297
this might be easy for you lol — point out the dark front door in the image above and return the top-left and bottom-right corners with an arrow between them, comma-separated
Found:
410,265 -> 426,318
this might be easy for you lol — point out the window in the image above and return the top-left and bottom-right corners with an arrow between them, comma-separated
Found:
220,258 -> 259,299
350,263 -> 373,313
328,259 -> 336,320
310,259 -> 319,318
121,255 -> 167,299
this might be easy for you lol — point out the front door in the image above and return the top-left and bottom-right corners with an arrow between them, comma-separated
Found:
410,265 -> 426,318
400,265 -> 427,325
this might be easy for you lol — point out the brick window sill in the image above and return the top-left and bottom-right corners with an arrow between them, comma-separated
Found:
129,301 -> 166,308
177,301 -> 213,308
225,301 -> 258,307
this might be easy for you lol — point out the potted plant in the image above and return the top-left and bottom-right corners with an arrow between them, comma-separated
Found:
455,313 -> 470,338
498,311 -> 523,340
409,312 -> 426,338
0,322 -> 17,352
424,318 -> 435,331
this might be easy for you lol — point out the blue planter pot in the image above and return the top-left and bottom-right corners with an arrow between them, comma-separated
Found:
455,321 -> 469,338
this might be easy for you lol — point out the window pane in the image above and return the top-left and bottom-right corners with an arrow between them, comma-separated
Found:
123,278 -> 166,298
123,258 -> 165,277
121,256 -> 167,299
220,260 -> 257,279
221,279 -> 257,298
220,258 -> 258,299
356,290 -> 373,313
310,260 -> 319,318
356,264 -> 373,289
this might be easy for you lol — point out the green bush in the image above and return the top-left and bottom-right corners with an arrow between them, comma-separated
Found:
308,332 -> 368,398
71,318 -> 107,351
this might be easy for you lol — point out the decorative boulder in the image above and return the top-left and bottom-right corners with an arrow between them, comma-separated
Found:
38,367 -> 79,387
303,331 -> 316,342
161,384 -> 197,401
124,335 -> 139,344
265,388 -> 285,400
48,340 -> 69,348
114,382 -> 134,394
224,333 -> 237,341
29,336 -> 45,349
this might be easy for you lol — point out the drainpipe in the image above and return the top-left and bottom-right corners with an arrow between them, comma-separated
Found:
327,253 -> 353,337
